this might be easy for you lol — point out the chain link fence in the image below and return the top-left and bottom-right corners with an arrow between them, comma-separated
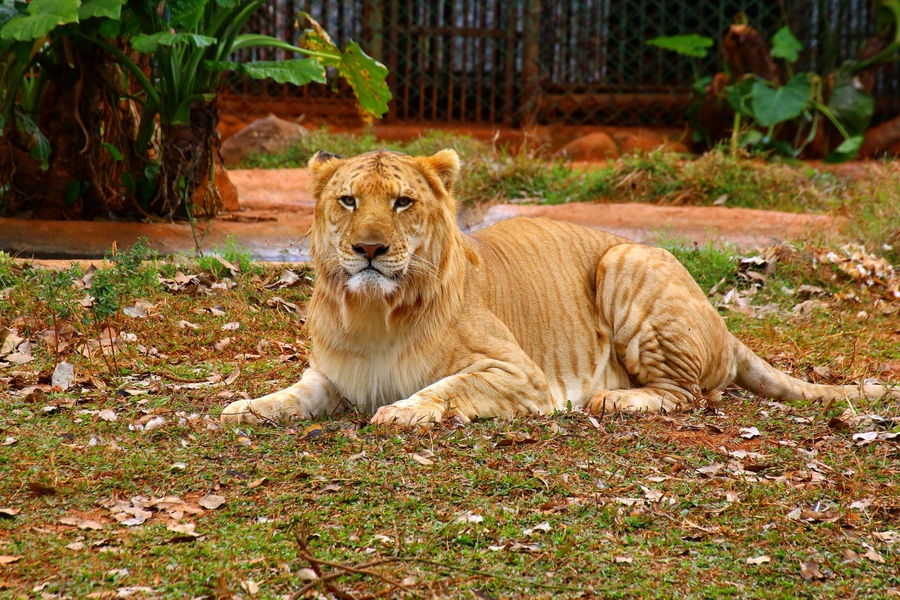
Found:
229,0 -> 900,127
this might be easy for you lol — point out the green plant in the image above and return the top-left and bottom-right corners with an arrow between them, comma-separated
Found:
0,0 -> 391,218
33,263 -> 84,356
197,237 -> 263,278
663,241 -> 740,293
648,1 -> 900,161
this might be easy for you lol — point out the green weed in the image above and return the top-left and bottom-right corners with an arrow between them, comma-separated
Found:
196,237 -> 263,278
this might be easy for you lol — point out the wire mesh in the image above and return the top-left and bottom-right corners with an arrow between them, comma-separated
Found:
228,0 -> 899,127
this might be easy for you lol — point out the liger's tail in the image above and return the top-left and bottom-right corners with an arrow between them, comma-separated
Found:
731,338 -> 898,402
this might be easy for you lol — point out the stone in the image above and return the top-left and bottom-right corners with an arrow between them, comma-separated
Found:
221,114 -> 308,166
616,131 -> 689,155
556,131 -> 619,160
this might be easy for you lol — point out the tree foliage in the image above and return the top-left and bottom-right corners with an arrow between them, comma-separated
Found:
0,0 -> 391,218
647,0 -> 899,161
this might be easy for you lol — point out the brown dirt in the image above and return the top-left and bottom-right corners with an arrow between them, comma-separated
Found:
0,108 -> 872,262
1,165 -> 843,262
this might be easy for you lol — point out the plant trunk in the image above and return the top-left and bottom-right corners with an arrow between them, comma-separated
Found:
157,99 -> 223,220
0,41 -> 142,219
694,24 -> 784,151
721,24 -> 783,84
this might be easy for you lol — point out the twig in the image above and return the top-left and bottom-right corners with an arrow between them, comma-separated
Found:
392,557 -> 585,592
292,529 -> 416,599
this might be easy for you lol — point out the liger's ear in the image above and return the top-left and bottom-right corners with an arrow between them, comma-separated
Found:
307,151 -> 342,175
419,149 -> 460,192
307,151 -> 343,197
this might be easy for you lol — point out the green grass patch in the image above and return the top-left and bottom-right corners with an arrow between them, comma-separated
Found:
1,234 -> 897,597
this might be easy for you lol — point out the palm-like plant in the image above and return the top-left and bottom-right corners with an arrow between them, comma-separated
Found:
0,0 -> 390,218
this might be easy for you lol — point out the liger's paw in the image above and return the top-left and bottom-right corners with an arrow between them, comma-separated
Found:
220,399 -> 263,424
370,403 -> 442,427
587,389 -> 679,414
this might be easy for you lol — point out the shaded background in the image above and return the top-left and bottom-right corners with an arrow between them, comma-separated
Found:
228,0 -> 900,127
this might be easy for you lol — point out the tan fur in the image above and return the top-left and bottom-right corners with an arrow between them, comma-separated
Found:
220,150 -> 898,426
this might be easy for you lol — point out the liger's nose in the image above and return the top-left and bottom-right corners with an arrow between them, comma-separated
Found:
352,243 -> 389,260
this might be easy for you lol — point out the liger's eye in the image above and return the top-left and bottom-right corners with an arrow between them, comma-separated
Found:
394,196 -> 414,210
338,195 -> 356,209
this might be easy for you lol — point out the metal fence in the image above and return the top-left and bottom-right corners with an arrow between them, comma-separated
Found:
231,0 -> 900,127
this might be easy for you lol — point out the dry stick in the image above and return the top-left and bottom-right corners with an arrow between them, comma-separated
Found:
293,550 -> 585,595
392,557 -> 585,593
292,531 -> 417,600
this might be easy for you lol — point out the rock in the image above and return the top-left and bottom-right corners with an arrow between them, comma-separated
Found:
221,114 -> 308,166
615,131 -> 689,155
191,161 -> 240,213
216,163 -> 240,211
556,131 -> 619,160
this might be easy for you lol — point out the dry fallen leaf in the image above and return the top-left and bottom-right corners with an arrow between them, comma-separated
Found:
739,426 -> 761,439
411,453 -> 434,466
800,558 -> 828,581
300,424 -> 324,441
241,580 -> 260,595
199,494 -> 226,510
873,530 -> 898,543
166,522 -> 201,537
0,555 -> 22,564
746,555 -> 771,565
59,516 -> 105,530
523,522 -> 551,536
862,546 -> 885,564
97,409 -> 117,422
455,511 -> 484,524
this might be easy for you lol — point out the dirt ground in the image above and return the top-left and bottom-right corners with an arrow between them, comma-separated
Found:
0,102 -> 872,261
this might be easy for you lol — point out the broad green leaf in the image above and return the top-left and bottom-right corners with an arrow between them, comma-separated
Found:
827,73 -> 874,135
337,41 -> 391,118
770,26 -> 802,63
78,0 -> 125,21
876,0 -> 900,45
15,112 -> 51,170
296,13 -> 390,118
825,135 -> 863,163
646,34 -> 713,58
98,17 -> 120,37
725,77 -> 755,117
0,3 -> 18,28
232,33 -> 309,55
0,0 -> 79,41
749,73 -> 812,127
167,0 -> 207,30
738,129 -> 765,148
102,142 -> 123,161
132,31 -> 216,52
299,16 -> 342,68
216,59 -> 327,86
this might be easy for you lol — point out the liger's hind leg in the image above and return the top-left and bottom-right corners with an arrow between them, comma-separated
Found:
586,244 -> 736,414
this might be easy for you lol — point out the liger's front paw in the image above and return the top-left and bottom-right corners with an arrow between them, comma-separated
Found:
370,403 -> 441,427
220,399 -> 262,424
587,390 -> 668,414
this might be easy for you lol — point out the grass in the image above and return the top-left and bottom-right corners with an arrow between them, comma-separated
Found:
237,130 -> 900,262
1,229 -> 898,598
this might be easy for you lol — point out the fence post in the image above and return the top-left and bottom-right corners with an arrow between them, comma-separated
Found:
519,0 -> 541,127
